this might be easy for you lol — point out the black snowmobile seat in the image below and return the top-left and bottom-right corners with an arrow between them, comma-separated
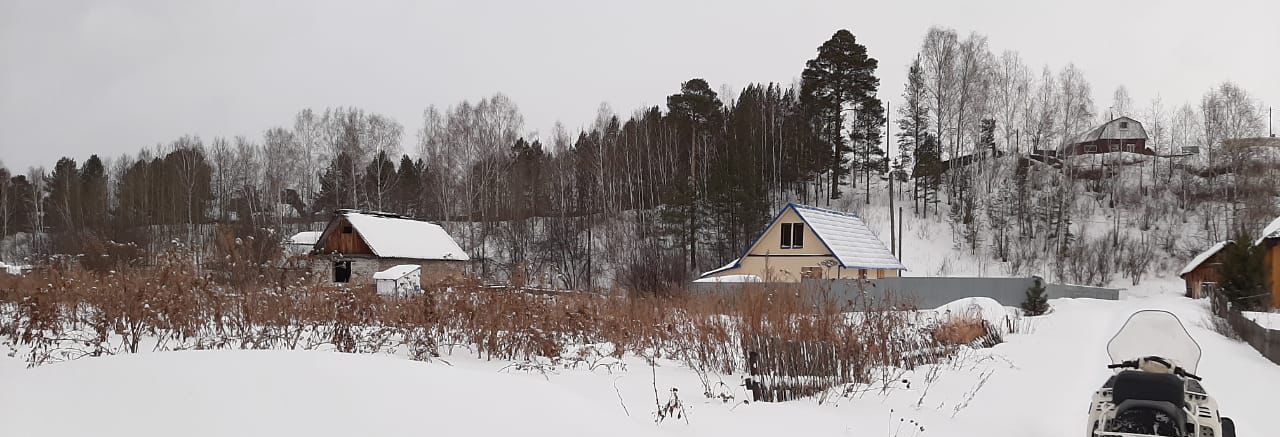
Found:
1112,370 -> 1185,408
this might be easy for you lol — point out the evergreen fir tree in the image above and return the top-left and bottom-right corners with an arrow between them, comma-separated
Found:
392,154 -> 420,215
44,157 -> 81,234
314,152 -> 357,213
361,150 -> 398,211
1022,277 -> 1050,315
1218,237 -> 1267,311
79,155 -> 109,233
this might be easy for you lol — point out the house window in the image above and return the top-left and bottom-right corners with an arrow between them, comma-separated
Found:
876,269 -> 885,279
1110,144 -> 1120,152
780,223 -> 804,249
333,261 -> 352,283
342,225 -> 354,234
1119,121 -> 1129,129
1084,144 -> 1097,153
1125,143 -> 1135,153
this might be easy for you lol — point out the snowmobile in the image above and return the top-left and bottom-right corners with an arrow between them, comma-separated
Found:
1086,310 -> 1236,437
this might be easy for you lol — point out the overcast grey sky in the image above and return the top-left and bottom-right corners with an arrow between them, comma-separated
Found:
2,0 -> 1277,171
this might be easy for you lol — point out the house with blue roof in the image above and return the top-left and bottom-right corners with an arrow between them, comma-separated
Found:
698,203 -> 905,283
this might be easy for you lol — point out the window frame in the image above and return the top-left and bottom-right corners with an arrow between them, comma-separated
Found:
1119,121 -> 1129,129
1084,144 -> 1098,153
780,222 -> 804,249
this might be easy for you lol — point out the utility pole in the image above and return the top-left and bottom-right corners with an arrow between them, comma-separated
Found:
898,206 -> 904,262
889,167 -> 896,256
886,101 -> 893,254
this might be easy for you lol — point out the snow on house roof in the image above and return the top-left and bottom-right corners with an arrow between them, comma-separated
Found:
289,231 -> 322,246
1179,241 -> 1231,277
334,211 -> 470,261
790,204 -> 906,270
1256,216 -> 1280,245
373,264 -> 421,280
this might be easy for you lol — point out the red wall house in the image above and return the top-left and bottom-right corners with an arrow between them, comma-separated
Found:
1060,116 -> 1152,156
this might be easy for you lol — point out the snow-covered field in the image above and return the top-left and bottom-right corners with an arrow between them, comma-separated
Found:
3,279 -> 1277,437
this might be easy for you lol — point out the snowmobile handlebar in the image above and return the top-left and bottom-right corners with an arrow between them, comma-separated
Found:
1106,357 -> 1201,380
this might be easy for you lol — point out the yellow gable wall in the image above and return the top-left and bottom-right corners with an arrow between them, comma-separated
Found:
706,207 -> 901,282
1266,241 -> 1280,308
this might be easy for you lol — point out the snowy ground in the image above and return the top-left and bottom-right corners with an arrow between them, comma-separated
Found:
1242,310 -> 1280,330
3,279 -> 1278,437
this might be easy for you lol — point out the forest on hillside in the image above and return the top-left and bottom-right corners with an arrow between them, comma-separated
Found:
0,27 -> 1275,291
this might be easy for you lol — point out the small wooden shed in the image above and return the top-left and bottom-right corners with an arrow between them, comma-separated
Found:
1179,241 -> 1232,299
311,210 -> 470,287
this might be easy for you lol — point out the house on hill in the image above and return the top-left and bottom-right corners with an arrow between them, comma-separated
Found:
311,210 -> 470,287
1061,116 -> 1151,156
698,203 -> 905,282
1179,241 -> 1232,299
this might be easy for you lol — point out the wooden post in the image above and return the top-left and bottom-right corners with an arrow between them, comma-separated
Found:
898,207 -> 904,263
889,169 -> 896,256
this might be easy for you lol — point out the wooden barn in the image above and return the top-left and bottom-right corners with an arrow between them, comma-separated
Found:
1179,241 -> 1232,299
311,210 -> 470,287
1060,116 -> 1151,156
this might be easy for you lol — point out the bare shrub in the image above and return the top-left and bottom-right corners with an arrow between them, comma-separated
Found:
0,256 -> 967,404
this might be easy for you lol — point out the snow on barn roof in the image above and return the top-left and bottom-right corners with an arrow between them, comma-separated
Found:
1256,216 -> 1280,245
373,264 -> 421,280
328,211 -> 470,261
1179,241 -> 1232,277
789,204 -> 906,270
289,231 -> 322,246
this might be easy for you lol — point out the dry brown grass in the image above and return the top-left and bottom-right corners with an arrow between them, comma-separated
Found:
931,317 -> 990,346
0,253 -> 974,402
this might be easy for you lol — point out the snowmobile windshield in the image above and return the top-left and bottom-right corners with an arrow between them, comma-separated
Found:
1107,310 -> 1202,373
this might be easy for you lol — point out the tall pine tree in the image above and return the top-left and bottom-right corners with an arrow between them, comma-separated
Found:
801,29 -> 883,202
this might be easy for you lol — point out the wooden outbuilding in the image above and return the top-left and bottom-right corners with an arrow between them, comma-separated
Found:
311,210 -> 469,287
1179,241 -> 1232,299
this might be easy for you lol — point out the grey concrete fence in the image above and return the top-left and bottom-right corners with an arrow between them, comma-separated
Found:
691,276 -> 1118,309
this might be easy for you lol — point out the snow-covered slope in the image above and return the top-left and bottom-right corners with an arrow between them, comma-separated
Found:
3,284 -> 1277,437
